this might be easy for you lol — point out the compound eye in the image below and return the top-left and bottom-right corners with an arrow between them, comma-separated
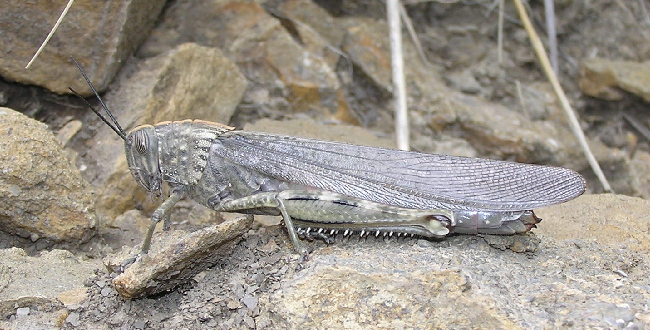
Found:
134,131 -> 149,155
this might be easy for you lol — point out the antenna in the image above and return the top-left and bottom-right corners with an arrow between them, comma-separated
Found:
69,57 -> 126,141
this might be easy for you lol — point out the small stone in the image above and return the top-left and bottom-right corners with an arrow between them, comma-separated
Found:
66,312 -> 80,327
445,69 -> 482,94
100,287 -> 114,297
58,288 -> 88,307
226,300 -> 240,310
55,120 -> 83,147
133,319 -> 147,329
110,216 -> 252,298
416,239 -> 434,248
244,314 -> 256,328
15,307 -> 30,317
580,58 -> 650,102
243,295 -> 258,310
0,108 -> 96,242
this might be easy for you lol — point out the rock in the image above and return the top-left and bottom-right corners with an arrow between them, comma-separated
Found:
517,82 -> 558,122
442,32 -> 489,70
139,1 -> 354,123
65,311 -> 80,327
260,25 -> 349,121
244,118 -> 395,149
432,91 -> 581,164
339,17 -> 442,96
340,18 -> 394,93
580,58 -> 650,102
0,108 -> 96,242
630,150 -> 650,199
261,253 -> 517,328
100,210 -> 159,253
84,43 -> 247,218
277,0 -> 347,68
104,43 -> 246,129
55,120 -> 83,148
0,248 -> 98,319
15,307 -> 29,317
57,288 -> 88,308
108,215 -> 253,299
482,232 -> 541,253
0,0 -> 166,95
445,68 -> 482,94
536,194 -> 650,252
582,140 -> 638,195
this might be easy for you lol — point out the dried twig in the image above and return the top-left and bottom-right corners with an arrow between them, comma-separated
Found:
399,2 -> 430,65
387,0 -> 410,150
497,0 -> 504,63
544,0 -> 558,74
514,80 -> 530,118
25,0 -> 76,68
623,113 -> 650,143
512,0 -> 613,192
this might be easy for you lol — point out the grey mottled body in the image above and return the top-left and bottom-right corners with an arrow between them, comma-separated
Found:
123,120 -> 585,256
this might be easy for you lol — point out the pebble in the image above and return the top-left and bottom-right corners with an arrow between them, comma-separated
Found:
15,307 -> 30,318
100,287 -> 114,297
243,295 -> 258,310
66,312 -> 80,327
133,319 -> 147,329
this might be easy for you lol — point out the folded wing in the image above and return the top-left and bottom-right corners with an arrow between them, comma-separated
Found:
211,131 -> 586,211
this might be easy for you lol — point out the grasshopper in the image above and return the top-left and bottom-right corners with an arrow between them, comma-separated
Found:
71,58 -> 586,260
